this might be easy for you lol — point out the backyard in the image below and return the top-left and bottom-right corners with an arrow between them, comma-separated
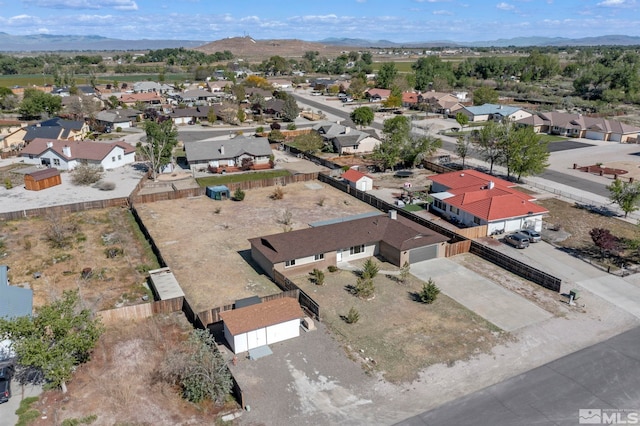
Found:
293,259 -> 505,383
0,207 -> 157,310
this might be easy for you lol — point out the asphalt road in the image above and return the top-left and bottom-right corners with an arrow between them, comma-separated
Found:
396,325 -> 640,426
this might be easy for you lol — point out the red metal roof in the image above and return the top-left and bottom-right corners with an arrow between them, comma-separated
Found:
341,168 -> 369,182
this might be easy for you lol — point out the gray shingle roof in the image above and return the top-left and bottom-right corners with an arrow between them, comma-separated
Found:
184,136 -> 272,162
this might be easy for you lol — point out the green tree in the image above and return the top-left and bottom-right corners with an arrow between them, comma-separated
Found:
455,135 -> 472,168
292,131 -> 324,153
472,86 -> 499,105
383,86 -> 403,109
418,279 -> 440,304
455,112 -> 469,130
361,258 -> 379,280
348,74 -> 368,100
402,133 -> 442,168
137,119 -> 179,181
412,56 -> 455,91
345,307 -> 360,324
371,115 -> 411,170
159,329 -> 232,404
350,106 -> 374,128
233,188 -> 245,201
0,290 -> 103,392
281,94 -> 299,122
376,62 -> 398,89
18,88 -> 62,119
473,121 -> 503,174
607,179 -> 640,218
507,126 -> 550,181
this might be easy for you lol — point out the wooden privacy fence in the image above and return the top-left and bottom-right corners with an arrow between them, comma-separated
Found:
0,197 -> 130,221
129,186 -> 205,204
272,270 -> 320,320
224,172 -> 319,191
455,225 -> 488,240
98,297 -> 184,324
445,240 -> 472,257
470,241 -> 561,292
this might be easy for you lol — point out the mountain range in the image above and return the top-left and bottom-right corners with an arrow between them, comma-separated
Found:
1,32 -> 640,52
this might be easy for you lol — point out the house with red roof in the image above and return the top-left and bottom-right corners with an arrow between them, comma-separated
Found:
341,168 -> 373,191
429,169 -> 548,235
365,88 -> 391,102
20,138 -> 136,171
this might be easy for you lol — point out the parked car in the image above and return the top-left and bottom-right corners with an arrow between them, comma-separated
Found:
0,365 -> 13,404
504,232 -> 530,249
519,229 -> 542,243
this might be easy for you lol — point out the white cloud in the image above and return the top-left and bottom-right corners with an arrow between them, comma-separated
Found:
22,0 -> 138,10
496,2 -> 515,10
597,0 -> 636,6
432,9 -> 453,15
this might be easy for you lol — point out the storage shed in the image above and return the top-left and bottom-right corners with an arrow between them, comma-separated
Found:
220,297 -> 303,354
206,185 -> 231,200
24,168 -> 61,191
341,169 -> 373,191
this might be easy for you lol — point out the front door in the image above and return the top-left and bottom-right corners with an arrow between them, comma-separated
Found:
336,249 -> 343,262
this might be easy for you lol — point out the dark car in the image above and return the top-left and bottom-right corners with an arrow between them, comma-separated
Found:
504,232 -> 530,249
519,229 -> 542,243
0,365 -> 13,404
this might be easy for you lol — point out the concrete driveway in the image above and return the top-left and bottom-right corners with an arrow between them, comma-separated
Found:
0,381 -> 42,426
410,258 -> 553,331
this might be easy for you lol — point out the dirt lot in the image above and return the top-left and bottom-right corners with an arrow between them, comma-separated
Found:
0,207 -> 157,310
26,313 -> 236,426
292,259 -> 505,383
134,181 -> 377,313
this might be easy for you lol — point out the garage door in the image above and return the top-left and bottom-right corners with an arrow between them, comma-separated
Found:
409,245 -> 438,263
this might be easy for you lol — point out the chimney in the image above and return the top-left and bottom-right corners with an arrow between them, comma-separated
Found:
219,145 -> 225,155
389,210 -> 397,220
46,141 -> 53,148
63,145 -> 71,157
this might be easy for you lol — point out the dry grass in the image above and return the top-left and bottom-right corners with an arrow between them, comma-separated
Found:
134,181 -> 377,312
0,207 -> 157,310
294,261 -> 505,383
29,314 -> 236,426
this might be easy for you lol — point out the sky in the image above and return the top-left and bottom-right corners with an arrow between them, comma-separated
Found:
1,0 -> 640,43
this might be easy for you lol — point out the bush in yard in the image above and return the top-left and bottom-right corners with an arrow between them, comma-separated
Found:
327,265 -> 338,273
287,123 -> 297,130
4,178 -> 12,189
271,186 -> 284,200
353,277 -> 375,299
71,164 -> 104,186
361,258 -> 379,280
159,329 -> 232,404
418,279 -> 440,304
256,126 -> 264,133
345,307 -> 360,324
589,227 -> 619,257
398,261 -> 411,284
233,188 -> 245,201
309,268 -> 325,285
95,181 -> 115,191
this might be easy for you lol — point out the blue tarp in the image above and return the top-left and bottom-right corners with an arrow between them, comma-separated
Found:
206,185 -> 231,200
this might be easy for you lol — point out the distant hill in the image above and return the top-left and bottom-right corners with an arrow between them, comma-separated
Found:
0,32 -> 206,52
1,32 -> 640,53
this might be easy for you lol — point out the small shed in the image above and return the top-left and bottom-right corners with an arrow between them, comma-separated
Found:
206,185 -> 231,200
342,169 -> 373,191
24,168 -> 61,191
220,297 -> 303,354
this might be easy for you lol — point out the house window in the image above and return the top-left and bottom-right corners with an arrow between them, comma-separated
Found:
53,158 -> 60,166
112,156 -> 116,162
473,216 -> 481,225
314,253 -> 324,261
349,245 -> 365,255
118,155 -> 122,160
285,259 -> 296,268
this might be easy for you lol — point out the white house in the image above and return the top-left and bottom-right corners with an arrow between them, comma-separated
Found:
342,168 -> 373,191
460,104 -> 531,123
219,297 -> 304,354
20,138 -> 136,171
429,169 -> 548,235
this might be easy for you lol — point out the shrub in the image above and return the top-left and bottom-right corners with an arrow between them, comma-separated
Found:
116,127 -> 122,132
309,268 -> 325,286
353,277 -> 375,299
270,122 -> 281,130
233,188 -> 245,201
345,307 -> 360,324
418,279 -> 440,304
287,123 -> 297,130
361,258 -> 379,280
4,178 -> 12,189
398,261 -> 410,284
95,181 -> 115,191
256,126 -> 265,133
71,164 -> 104,186
271,186 -> 284,200
327,265 -> 338,273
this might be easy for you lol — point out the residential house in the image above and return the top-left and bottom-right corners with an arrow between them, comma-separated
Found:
365,88 -> 391,102
0,120 -> 27,152
270,79 -> 293,89
342,168 -> 373,191
20,138 -> 136,170
249,212 -> 450,279
0,265 -> 33,320
459,103 -> 531,123
262,99 -> 286,120
402,92 -> 420,109
516,111 -> 640,143
133,81 -> 173,94
184,135 -> 273,173
169,106 -> 212,125
419,91 -> 465,115
429,169 -> 548,235
178,89 -> 220,106
95,109 -> 141,130
6,117 -> 91,149
312,121 -> 380,154
119,92 -> 163,109
220,297 -> 304,354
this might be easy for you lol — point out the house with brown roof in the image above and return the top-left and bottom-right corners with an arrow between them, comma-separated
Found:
219,297 -> 303,354
419,90 -> 466,115
516,111 -> 640,143
119,92 -> 163,108
429,169 -> 548,235
20,138 -> 136,170
365,88 -> 391,102
249,212 -> 450,279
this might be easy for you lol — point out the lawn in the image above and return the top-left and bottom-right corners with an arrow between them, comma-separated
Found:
293,260 -> 504,383
402,204 -> 424,212
196,169 -> 291,187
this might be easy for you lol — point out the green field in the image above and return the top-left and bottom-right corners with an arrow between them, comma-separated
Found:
0,73 -> 193,88
196,170 -> 291,187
